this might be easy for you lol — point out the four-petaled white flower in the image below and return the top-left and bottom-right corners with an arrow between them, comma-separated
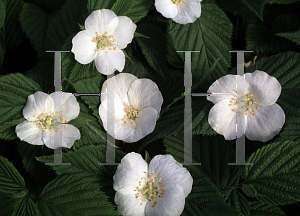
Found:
207,70 -> 285,142
155,0 -> 202,24
71,9 -> 136,75
113,152 -> 193,216
15,91 -> 81,149
99,73 -> 163,143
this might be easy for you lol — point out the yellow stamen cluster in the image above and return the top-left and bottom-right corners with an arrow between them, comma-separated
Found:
33,112 -> 68,131
229,93 -> 259,116
172,0 -> 183,4
134,172 -> 164,207
124,103 -> 141,121
94,31 -> 116,52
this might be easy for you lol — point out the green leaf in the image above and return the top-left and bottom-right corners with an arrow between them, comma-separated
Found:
267,0 -> 300,4
20,3 -> 48,59
111,0 -> 154,23
12,195 -> 40,216
276,30 -> 300,46
249,201 -> 285,215
5,0 -> 24,50
0,156 -> 26,194
0,0 -> 6,29
37,145 -> 125,205
144,150 -> 151,163
241,184 -> 258,197
245,14 -> 300,53
244,140 -> 300,205
240,0 -> 265,21
0,192 -> 19,216
135,23 -> 167,77
168,4 -> 232,81
45,0 -> 87,51
37,175 -> 121,216
227,189 -> 251,216
182,169 -> 240,216
0,73 -> 42,140
277,118 -> 300,141
87,0 -> 117,14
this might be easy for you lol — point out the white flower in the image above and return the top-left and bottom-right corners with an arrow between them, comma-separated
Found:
113,152 -> 193,216
155,0 -> 202,24
71,9 -> 136,75
207,70 -> 285,142
15,91 -> 80,149
99,73 -> 163,143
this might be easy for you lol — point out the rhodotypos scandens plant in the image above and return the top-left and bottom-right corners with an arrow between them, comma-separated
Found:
155,0 -> 202,24
207,70 -> 285,142
99,73 -> 163,143
15,91 -> 80,149
113,152 -> 193,216
71,9 -> 136,75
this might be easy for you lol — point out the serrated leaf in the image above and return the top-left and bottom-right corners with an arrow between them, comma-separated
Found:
12,195 -> 40,216
267,0 -> 300,4
0,0 -> 6,29
241,0 -> 265,21
37,175 -> 121,216
0,73 -> 42,140
277,118 -> 300,141
111,0 -> 134,16
20,3 -> 48,59
246,14 -> 300,53
168,4 -> 232,81
242,184 -> 258,197
0,192 -> 19,216
87,0 -> 117,14
37,145 -> 125,205
45,0 -> 87,51
5,0 -> 24,50
0,156 -> 26,194
276,30 -> 300,46
135,23 -> 167,77
249,201 -> 285,215
244,140 -> 300,205
227,189 -> 251,216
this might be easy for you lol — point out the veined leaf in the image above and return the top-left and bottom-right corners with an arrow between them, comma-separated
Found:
0,0 -> 5,29
0,73 -> 42,140
249,201 -> 285,215
277,118 -> 300,141
241,0 -> 265,21
227,189 -> 251,216
87,0 -> 117,14
0,192 -> 19,216
0,156 -> 26,194
244,140 -> 300,205
267,0 -> 300,4
12,195 -> 40,216
20,3 -> 48,59
276,30 -> 300,46
168,4 -> 232,81
37,175 -> 121,216
37,145 -> 125,204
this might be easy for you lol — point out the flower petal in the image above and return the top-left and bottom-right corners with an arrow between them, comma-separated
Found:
244,70 -> 282,107
84,9 -> 118,36
15,120 -> 44,145
99,100 -> 136,141
127,79 -> 163,117
42,124 -> 80,149
112,16 -> 136,49
148,154 -> 193,198
101,73 -> 138,104
172,1 -> 201,24
145,184 -> 185,216
23,91 -> 54,121
155,0 -> 178,19
114,187 -> 146,216
94,49 -> 125,75
208,99 -> 247,140
49,92 -> 80,122
245,103 -> 285,142
113,152 -> 148,191
207,75 -> 250,104
123,107 -> 158,143
71,30 -> 97,64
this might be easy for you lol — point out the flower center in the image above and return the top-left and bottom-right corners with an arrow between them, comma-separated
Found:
172,0 -> 183,4
229,93 -> 259,116
135,172 -> 164,207
94,31 -> 117,53
124,103 -> 141,121
33,112 -> 68,132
